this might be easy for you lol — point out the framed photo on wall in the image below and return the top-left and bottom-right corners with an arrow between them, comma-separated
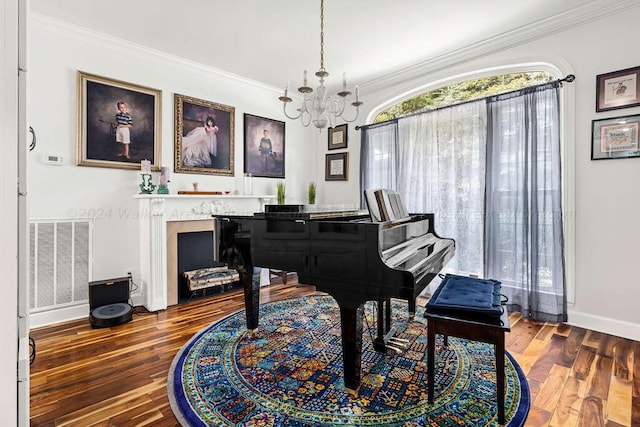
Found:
596,66 -> 640,112
77,71 -> 162,170
175,94 -> 235,176
325,152 -> 349,181
243,113 -> 285,178
328,124 -> 348,150
591,114 -> 640,160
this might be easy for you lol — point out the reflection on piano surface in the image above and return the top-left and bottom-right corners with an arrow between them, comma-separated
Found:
231,190 -> 455,391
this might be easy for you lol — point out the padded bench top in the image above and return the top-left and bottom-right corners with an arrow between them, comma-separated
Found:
425,274 -> 503,320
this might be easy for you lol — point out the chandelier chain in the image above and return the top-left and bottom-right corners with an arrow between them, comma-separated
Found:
319,0 -> 325,71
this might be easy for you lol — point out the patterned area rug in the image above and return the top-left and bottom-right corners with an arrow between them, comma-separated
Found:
168,295 -> 529,426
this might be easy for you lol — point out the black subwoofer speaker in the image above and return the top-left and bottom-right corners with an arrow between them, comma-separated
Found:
89,276 -> 133,328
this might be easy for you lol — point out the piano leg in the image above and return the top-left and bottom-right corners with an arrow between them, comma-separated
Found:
339,304 -> 363,392
239,264 -> 259,330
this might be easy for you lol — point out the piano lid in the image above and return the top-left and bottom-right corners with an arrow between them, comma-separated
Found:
262,204 -> 368,220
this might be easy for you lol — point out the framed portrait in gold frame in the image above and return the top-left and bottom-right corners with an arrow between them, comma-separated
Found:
174,93 -> 235,176
76,71 -> 162,170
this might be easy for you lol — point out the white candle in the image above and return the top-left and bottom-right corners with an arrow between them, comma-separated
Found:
355,85 -> 359,101
284,83 -> 288,97
303,70 -> 308,86
140,159 -> 151,173
160,166 -> 169,185
342,72 -> 347,91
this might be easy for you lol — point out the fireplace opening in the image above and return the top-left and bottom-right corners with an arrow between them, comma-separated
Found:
176,230 -> 241,303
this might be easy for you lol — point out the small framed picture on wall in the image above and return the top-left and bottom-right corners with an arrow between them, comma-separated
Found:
328,124 -> 348,150
325,152 -> 348,181
596,66 -> 640,112
591,114 -> 640,160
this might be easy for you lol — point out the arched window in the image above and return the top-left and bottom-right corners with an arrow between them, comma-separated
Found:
374,72 -> 554,123
360,68 -> 573,322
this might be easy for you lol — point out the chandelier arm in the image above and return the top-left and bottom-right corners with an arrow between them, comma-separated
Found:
337,105 -> 361,123
300,110 -> 312,127
282,103 -> 303,120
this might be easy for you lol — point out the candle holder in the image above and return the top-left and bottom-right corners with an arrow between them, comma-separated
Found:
157,184 -> 169,194
139,173 -> 157,194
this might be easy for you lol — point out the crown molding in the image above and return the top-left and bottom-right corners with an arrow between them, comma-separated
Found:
29,12 -> 281,94
362,0 -> 640,93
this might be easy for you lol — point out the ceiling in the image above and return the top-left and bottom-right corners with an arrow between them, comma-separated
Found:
30,0 -> 623,92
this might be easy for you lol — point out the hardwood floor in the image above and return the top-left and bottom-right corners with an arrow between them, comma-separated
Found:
30,278 -> 639,426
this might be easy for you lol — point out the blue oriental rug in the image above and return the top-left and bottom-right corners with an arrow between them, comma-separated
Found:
168,296 -> 529,426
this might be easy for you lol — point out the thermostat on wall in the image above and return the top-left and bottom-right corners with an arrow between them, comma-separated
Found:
44,154 -> 63,165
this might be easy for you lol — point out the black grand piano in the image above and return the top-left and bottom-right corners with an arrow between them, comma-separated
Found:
219,189 -> 455,391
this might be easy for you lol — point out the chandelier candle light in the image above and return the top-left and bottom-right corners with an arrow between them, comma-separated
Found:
279,0 -> 362,129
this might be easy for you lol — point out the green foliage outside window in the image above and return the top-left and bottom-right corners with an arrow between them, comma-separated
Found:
374,72 -> 554,123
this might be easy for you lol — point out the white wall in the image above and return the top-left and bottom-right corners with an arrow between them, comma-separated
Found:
352,6 -> 640,340
27,14 -> 321,325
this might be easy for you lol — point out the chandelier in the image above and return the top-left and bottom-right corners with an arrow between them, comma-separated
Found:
278,0 -> 362,129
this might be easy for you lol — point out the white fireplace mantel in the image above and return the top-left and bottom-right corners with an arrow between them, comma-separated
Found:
136,194 -> 274,312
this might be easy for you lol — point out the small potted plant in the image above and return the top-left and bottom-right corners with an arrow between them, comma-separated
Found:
308,182 -> 316,205
276,182 -> 286,205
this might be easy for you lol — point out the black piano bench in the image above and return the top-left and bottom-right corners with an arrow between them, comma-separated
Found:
424,274 -> 511,425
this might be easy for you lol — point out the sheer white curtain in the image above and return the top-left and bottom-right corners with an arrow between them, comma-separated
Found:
485,83 -> 567,322
359,121 -> 399,207
360,82 -> 567,322
397,101 -> 486,276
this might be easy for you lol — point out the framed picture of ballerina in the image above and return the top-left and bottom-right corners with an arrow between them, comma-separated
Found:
175,93 -> 235,176
77,71 -> 162,170
243,113 -> 285,178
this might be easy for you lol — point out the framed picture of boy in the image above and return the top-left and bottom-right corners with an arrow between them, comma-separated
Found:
175,94 -> 235,176
243,113 -> 285,178
77,71 -> 162,170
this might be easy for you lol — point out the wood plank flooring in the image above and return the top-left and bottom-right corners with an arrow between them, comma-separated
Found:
30,278 -> 639,426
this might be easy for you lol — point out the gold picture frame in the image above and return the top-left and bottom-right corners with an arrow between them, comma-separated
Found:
174,94 -> 235,176
77,71 -> 162,170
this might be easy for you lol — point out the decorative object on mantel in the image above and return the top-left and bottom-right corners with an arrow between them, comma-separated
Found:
244,173 -> 253,195
177,191 -> 223,195
192,201 -> 234,215
192,182 -> 198,192
139,159 -> 156,194
139,174 -> 156,194
157,166 -> 170,194
277,0 -> 362,129
308,182 -> 316,204
276,182 -> 286,205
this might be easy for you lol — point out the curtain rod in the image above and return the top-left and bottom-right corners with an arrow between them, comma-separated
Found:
355,74 -> 575,131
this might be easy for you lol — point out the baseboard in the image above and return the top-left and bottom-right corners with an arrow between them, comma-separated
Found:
30,304 -> 90,329
30,292 -> 145,329
567,309 -> 640,341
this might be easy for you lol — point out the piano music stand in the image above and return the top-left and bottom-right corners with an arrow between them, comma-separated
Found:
425,308 -> 510,424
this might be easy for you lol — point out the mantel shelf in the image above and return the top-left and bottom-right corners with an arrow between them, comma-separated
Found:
134,194 -> 275,199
